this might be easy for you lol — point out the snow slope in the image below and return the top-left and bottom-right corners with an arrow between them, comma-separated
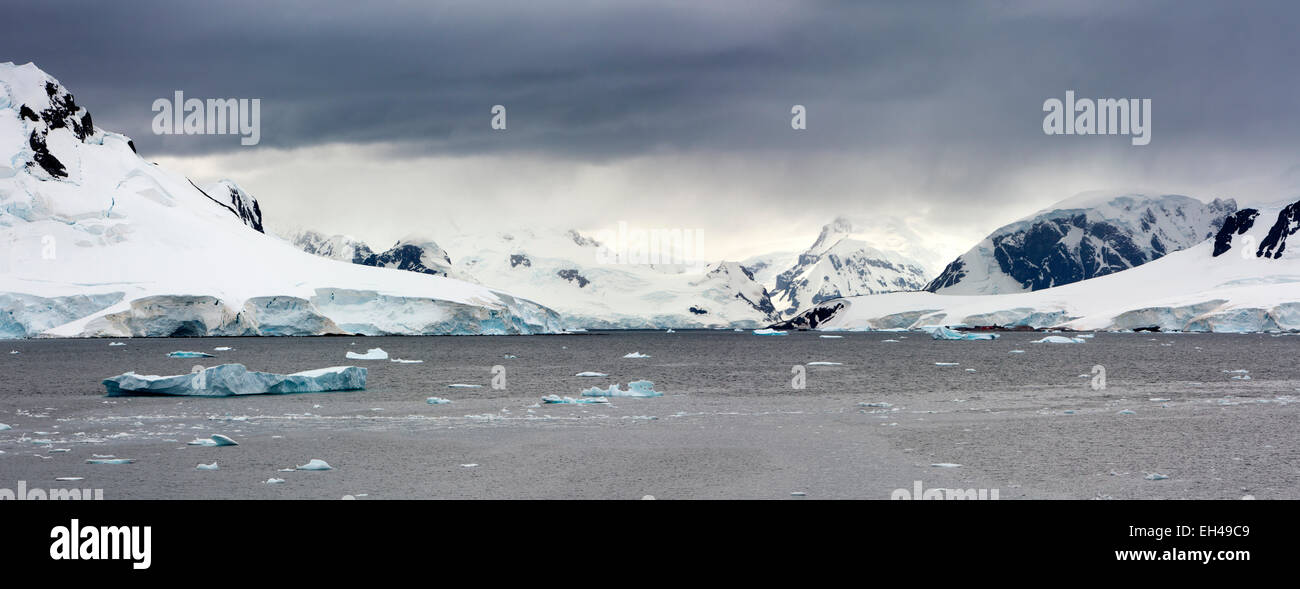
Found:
926,192 -> 1236,294
0,62 -> 561,337
778,198 -> 1300,333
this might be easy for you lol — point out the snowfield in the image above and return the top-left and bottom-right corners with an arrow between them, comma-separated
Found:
0,62 -> 562,338
782,199 -> 1300,333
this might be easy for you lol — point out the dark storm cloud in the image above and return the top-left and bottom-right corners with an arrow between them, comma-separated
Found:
4,0 -> 1297,163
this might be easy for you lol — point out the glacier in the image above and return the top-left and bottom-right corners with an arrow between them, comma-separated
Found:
0,62 -> 563,338
102,363 -> 367,397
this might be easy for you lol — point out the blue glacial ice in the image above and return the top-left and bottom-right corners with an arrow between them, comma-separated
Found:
187,434 -> 238,446
103,364 -> 367,397
296,459 -> 333,471
581,380 -> 663,398
928,326 -> 999,341
426,397 -> 452,404
167,351 -> 214,358
752,328 -> 787,336
87,458 -> 134,464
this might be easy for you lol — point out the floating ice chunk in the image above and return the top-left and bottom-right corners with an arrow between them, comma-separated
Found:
964,368 -> 977,372
167,351 -> 215,358
930,463 -> 961,468
790,491 -> 807,497
575,372 -> 608,377
1222,369 -> 1249,374
819,335 -> 843,339
733,328 -> 743,332
108,342 -> 126,347
48,448 -> 70,453
1149,398 -> 1171,402
1031,336 -> 1086,344
929,326 -> 998,341
187,434 -> 238,446
807,362 -> 842,366
1009,350 -> 1026,354
642,495 -> 656,500
103,364 -> 366,397
665,329 -> 675,334
1231,375 -> 1251,380
1117,409 -> 1136,415
446,384 -> 482,388
196,462 -> 219,471
622,352 -> 651,359
752,328 -> 787,336
1144,473 -> 1170,480
461,463 -> 478,468
296,459 -> 333,471
87,458 -> 134,465
1242,495 -> 1255,500
265,478 -> 285,484
581,380 -> 663,398
0,423 -> 10,431
882,339 -> 900,343
541,395 -> 608,404
213,346 -> 234,351
390,358 -> 423,364
934,362 -> 960,367
858,402 -> 892,408
426,397 -> 452,405
346,348 -> 388,360
55,477 -> 83,481
503,354 -> 518,359
1076,334 -> 1095,339
8,350 -> 19,354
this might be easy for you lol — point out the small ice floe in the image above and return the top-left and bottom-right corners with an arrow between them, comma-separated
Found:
86,458 -> 134,465
503,354 -> 518,359
575,371 -> 608,377
790,491 -> 807,497
390,358 -> 423,364
446,384 -> 482,388
196,462 -> 219,471
426,397 -> 452,405
882,339 -> 900,343
103,364 -> 366,396
819,335 -> 843,339
964,368 -> 977,372
213,346 -> 234,351
1009,350 -> 1025,354
642,495 -> 656,500
296,459 -> 333,471
167,351 -> 214,358
541,395 -> 608,405
1117,409 -> 1136,415
1144,473 -> 1170,480
1031,336 -> 1086,344
8,350 -> 19,355
48,448 -> 71,453
807,362 -> 842,366
1149,398 -> 1171,402
55,477 -> 84,482
265,478 -> 285,484
930,463 -> 961,468
1222,369 -> 1249,374
1231,375 -> 1251,381
108,342 -> 126,347
0,423 -> 10,431
929,326 -> 998,341
752,328 -> 787,336
622,352 -> 651,359
665,329 -> 675,334
461,463 -> 478,468
1063,410 -> 1075,414
1242,495 -> 1255,500
934,362 -> 960,367
346,348 -> 388,360
581,380 -> 663,398
187,434 -> 238,447
858,402 -> 892,408
1076,334 -> 1095,339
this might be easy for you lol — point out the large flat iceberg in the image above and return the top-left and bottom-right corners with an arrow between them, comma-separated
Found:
102,363 -> 366,397
927,326 -> 999,341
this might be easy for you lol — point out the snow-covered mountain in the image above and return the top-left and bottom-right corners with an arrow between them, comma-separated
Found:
0,62 -> 562,338
766,216 -> 930,315
288,230 -> 464,280
777,196 -> 1300,333
925,193 -> 1237,294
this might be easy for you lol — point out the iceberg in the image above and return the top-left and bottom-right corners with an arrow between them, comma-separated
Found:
426,397 -> 452,404
575,371 -> 608,377
187,434 -> 238,446
390,358 -> 423,364
930,463 -> 961,468
296,459 -> 333,471
928,326 -> 999,341
752,328 -> 788,336
807,361 -> 842,366
622,352 -> 651,359
108,342 -> 126,346
265,478 -> 285,484
541,394 -> 609,404
1144,473 -> 1170,480
213,346 -> 234,351
103,363 -> 366,397
0,423 -> 10,431
86,458 -> 134,464
446,383 -> 482,388
346,347 -> 388,360
581,380 -> 663,398
1032,336 -> 1087,344
196,462 -> 219,471
167,351 -> 215,358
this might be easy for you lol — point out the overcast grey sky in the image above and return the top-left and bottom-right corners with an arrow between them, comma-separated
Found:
5,0 -> 1300,263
